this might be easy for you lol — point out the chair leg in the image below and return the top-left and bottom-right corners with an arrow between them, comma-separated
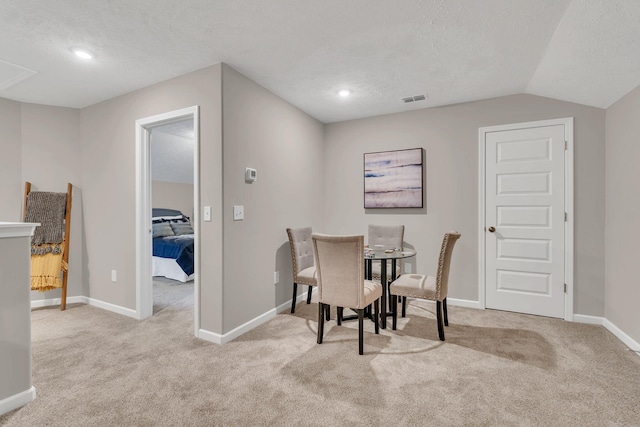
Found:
337,307 -> 343,326
317,303 -> 325,344
391,295 -> 397,330
325,304 -> 330,321
307,285 -> 313,304
436,301 -> 445,341
443,297 -> 449,327
402,296 -> 407,318
374,299 -> 380,334
358,309 -> 364,355
290,282 -> 298,313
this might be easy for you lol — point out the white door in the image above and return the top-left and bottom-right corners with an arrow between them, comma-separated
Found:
484,122 -> 567,318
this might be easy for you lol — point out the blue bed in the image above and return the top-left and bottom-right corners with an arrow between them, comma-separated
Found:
153,235 -> 194,276
151,208 -> 194,282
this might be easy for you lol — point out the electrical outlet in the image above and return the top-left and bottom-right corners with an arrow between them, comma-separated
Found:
405,264 -> 412,274
274,271 -> 279,284
111,270 -> 117,282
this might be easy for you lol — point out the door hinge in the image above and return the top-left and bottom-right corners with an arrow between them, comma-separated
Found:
564,212 -> 568,222
564,283 -> 567,293
565,140 -> 568,150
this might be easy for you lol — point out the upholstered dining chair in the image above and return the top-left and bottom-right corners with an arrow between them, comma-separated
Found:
312,233 -> 382,355
368,224 -> 404,311
287,227 -> 317,314
368,224 -> 405,282
389,230 -> 461,341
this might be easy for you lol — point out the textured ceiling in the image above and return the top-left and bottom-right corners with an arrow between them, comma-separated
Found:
0,0 -> 638,123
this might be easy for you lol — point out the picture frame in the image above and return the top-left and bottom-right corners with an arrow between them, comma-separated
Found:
364,147 -> 424,208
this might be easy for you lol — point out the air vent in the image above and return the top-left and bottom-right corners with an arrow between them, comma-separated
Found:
402,94 -> 427,103
0,59 -> 37,90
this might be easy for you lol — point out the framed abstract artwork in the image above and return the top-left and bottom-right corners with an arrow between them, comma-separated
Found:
364,147 -> 424,208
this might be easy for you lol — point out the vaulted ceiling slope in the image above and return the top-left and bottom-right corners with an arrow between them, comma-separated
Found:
0,0 -> 638,123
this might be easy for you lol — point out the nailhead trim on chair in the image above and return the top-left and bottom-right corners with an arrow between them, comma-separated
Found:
434,232 -> 450,301
287,228 -> 316,286
390,232 -> 455,302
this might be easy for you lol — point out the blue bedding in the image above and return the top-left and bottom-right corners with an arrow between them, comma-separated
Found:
153,235 -> 194,276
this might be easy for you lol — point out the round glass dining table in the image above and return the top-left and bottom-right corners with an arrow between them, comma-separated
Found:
364,247 -> 417,329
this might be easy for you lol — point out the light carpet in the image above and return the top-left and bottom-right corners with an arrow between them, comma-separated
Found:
1,296 -> 639,426
152,276 -> 193,314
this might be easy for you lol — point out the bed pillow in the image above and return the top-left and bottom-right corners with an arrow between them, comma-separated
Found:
152,222 -> 175,238
170,222 -> 194,236
152,208 -> 182,217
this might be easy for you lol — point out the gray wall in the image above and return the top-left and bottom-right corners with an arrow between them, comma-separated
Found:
19,103 -> 85,302
0,100 -> 83,302
0,233 -> 33,405
324,94 -> 606,317
152,181 -> 195,220
605,84 -> 640,343
221,64 -> 325,332
0,98 -> 22,221
80,65 -> 224,333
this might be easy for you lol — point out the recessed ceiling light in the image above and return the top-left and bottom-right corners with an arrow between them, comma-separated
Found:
338,89 -> 351,97
72,49 -> 93,60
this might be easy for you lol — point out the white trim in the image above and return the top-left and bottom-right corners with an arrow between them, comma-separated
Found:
446,298 -> 481,309
573,314 -> 604,325
603,318 -> 640,353
31,295 -> 141,319
563,118 -> 574,321
0,222 -> 38,238
30,295 -> 86,309
86,297 -> 138,319
197,290 -> 312,345
478,117 -> 574,319
0,386 -> 36,416
403,297 -> 480,310
135,106 -> 201,335
196,328 -> 222,345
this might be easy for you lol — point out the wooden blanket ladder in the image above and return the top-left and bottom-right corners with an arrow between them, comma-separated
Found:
23,182 -> 73,311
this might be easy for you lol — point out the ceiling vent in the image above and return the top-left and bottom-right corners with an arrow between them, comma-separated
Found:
0,59 -> 37,91
402,94 -> 427,103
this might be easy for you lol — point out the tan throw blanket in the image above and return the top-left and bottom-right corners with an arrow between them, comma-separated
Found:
24,191 -> 67,255
31,243 -> 67,292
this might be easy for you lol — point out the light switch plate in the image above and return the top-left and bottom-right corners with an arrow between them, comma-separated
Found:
233,205 -> 244,221
203,206 -> 211,222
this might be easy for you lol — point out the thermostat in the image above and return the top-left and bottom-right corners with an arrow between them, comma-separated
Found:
245,167 -> 257,183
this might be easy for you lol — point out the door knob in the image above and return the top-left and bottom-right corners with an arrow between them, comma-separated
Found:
488,226 -> 496,233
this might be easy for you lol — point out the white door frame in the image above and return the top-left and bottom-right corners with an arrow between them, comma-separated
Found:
135,106 -> 200,335
478,117 -> 574,321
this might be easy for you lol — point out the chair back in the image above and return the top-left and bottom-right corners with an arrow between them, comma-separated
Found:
368,224 -> 404,248
312,234 -> 365,309
287,227 -> 314,278
435,231 -> 461,300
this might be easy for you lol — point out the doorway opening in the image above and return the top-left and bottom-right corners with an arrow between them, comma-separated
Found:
135,106 -> 200,336
150,119 -> 195,314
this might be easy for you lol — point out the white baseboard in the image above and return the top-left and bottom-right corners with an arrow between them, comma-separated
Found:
573,314 -> 604,325
85,297 -> 138,319
30,296 -> 86,309
197,328 -> 222,345
197,289 -> 312,345
277,287 -> 314,314
0,386 -> 36,416
446,298 -> 480,309
603,318 -> 640,354
31,295 -> 137,319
